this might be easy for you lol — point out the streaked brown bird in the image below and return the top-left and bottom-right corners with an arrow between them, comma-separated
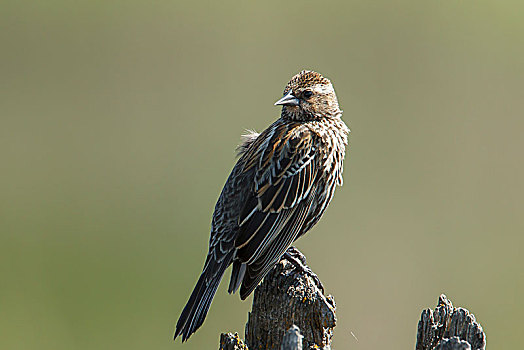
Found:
174,70 -> 350,342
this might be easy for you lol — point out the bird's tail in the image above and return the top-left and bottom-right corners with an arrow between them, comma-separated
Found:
174,252 -> 233,342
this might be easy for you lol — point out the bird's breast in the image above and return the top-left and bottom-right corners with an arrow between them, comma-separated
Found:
307,117 -> 349,186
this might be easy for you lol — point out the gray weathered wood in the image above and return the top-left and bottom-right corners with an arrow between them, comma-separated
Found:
218,252 -> 487,350
433,337 -> 472,350
245,247 -> 336,349
219,247 -> 336,350
280,325 -> 303,350
416,294 -> 486,350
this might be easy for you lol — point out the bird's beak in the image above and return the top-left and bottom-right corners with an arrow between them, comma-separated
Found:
274,90 -> 300,106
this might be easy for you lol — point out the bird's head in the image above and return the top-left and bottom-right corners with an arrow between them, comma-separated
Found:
275,70 -> 341,121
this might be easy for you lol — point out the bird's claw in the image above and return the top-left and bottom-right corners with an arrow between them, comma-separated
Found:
283,248 -> 325,294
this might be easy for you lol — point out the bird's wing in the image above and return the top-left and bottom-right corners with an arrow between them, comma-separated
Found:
235,122 -> 318,265
239,193 -> 316,299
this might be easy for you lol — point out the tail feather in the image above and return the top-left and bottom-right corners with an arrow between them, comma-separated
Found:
174,253 -> 233,342
227,260 -> 246,294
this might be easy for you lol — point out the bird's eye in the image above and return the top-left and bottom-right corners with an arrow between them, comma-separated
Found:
303,90 -> 313,99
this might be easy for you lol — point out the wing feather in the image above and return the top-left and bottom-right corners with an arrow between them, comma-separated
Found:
254,126 -> 317,213
239,194 -> 316,299
234,122 -> 319,267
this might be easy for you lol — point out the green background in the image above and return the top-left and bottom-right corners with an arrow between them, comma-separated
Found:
1,1 -> 523,349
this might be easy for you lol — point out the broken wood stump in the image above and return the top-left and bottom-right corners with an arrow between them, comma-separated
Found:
220,247 -> 335,350
416,294 -> 486,350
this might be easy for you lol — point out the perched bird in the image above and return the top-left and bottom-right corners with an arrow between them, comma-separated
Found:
174,70 -> 350,342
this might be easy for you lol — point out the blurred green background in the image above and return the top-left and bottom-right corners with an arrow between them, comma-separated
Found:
1,1 -> 523,349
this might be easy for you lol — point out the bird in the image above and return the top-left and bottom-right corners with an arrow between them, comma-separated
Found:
174,70 -> 350,342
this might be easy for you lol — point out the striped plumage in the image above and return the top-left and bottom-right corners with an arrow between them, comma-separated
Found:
174,70 -> 350,342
